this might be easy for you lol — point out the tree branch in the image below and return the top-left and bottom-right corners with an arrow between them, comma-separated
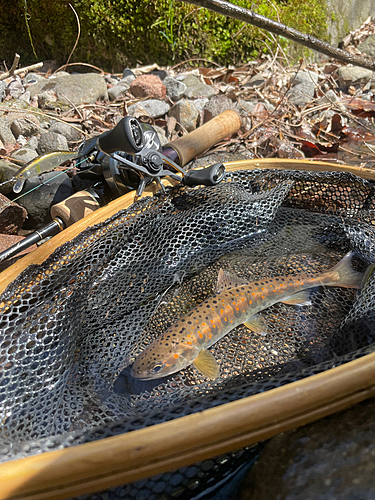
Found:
179,0 -> 375,71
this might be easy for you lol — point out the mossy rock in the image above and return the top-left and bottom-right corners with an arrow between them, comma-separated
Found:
1,0 -> 327,72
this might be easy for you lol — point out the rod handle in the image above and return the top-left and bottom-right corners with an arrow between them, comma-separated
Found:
164,110 -> 241,166
50,190 -> 101,227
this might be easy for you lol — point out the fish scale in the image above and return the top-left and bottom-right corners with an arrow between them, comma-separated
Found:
131,252 -> 364,380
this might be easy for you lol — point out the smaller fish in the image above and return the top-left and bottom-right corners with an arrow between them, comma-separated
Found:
13,151 -> 77,193
131,252 -> 364,381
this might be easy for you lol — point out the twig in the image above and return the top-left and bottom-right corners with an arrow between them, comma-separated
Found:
0,54 -> 20,81
53,62 -> 105,75
66,3 -> 81,66
179,0 -> 375,71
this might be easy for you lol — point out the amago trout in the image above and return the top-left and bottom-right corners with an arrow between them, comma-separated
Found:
131,252 -> 363,380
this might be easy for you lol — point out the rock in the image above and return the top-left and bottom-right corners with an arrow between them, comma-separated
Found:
236,99 -> 258,115
6,79 -> 25,99
238,397 -> 375,500
152,125 -> 169,147
107,85 -> 128,101
203,95 -> 238,123
16,171 -> 74,227
27,136 -> 39,150
29,73 -> 108,107
10,114 -> 40,138
338,66 -> 373,87
168,99 -> 199,132
128,99 -> 170,119
358,34 -> 375,57
23,73 -> 45,85
0,117 -> 16,145
193,98 -> 210,113
130,75 -> 166,99
182,74 -> 216,99
317,89 -> 340,105
37,131 -> 69,154
288,83 -> 316,106
49,121 -> 82,142
0,160 -> 19,195
11,148 -> 39,165
164,76 -> 187,102
18,90 -> 31,105
119,74 -> 135,86
292,70 -> 319,86
149,69 -> 168,81
243,74 -> 266,87
0,192 -> 27,234
0,81 -> 6,101
122,68 -> 135,79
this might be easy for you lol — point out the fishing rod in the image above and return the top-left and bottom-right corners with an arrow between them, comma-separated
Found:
0,110 -> 241,263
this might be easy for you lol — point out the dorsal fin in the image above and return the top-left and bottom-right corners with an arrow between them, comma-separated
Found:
217,268 -> 248,293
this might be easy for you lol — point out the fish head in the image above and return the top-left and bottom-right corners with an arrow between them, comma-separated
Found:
131,341 -> 200,380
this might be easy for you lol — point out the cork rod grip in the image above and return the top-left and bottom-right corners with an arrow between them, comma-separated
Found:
165,109 -> 241,166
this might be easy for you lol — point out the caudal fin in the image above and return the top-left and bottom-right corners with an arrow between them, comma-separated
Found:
328,251 -> 363,289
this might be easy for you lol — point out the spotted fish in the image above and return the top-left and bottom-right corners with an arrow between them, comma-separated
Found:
131,252 -> 363,380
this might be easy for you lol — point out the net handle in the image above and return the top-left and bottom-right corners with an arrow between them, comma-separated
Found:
1,352 -> 375,499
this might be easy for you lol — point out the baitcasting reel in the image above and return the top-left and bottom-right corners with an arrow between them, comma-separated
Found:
76,116 -> 226,197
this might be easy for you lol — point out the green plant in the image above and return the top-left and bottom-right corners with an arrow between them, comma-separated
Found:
151,0 -> 176,60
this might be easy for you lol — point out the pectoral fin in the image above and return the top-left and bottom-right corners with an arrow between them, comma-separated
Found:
217,268 -> 248,293
281,291 -> 311,306
243,313 -> 268,334
193,349 -> 220,379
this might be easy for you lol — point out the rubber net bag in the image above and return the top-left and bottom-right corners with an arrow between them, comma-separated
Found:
1,168 -> 375,498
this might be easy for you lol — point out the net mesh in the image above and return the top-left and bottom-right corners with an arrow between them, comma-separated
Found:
1,168 -> 375,498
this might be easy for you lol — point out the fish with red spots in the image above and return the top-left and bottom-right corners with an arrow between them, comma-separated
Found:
131,252 -> 364,380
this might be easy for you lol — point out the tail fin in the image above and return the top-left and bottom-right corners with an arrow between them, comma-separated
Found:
328,251 -> 363,289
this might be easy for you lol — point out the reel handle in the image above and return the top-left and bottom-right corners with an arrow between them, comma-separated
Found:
184,162 -> 225,187
164,110 -> 241,166
97,117 -> 144,154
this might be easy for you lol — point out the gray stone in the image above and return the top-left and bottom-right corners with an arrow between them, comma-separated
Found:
0,117 -> 16,145
338,66 -> 373,87
0,81 -> 7,101
49,121 -> 82,142
37,131 -> 69,154
152,125 -> 169,147
236,99 -> 257,115
108,85 -> 128,101
164,76 -> 187,101
292,70 -> 319,86
18,90 -> 31,105
11,147 -> 38,165
17,171 -> 74,227
238,397 -> 375,500
6,79 -> 25,99
203,95 -> 237,123
182,74 -> 216,99
29,73 -> 108,106
288,83 -> 315,106
23,73 -> 45,85
16,135 -> 27,147
193,98 -> 210,113
122,68 -> 135,79
37,90 -> 58,109
358,34 -> 375,57
128,99 -> 170,119
243,74 -> 266,87
0,160 -> 19,195
317,89 -> 340,105
27,136 -> 39,150
119,74 -> 135,86
10,115 -> 40,138
168,99 -> 199,132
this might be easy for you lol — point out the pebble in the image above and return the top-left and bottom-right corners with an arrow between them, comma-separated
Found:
0,118 -> 16,145
130,74 -> 166,99
164,76 -> 187,101
182,74 -> 216,99
358,34 -> 375,57
11,147 -> 39,165
338,66 -> 374,87
10,115 -> 40,138
49,121 -> 82,142
16,171 -> 74,227
0,192 -> 27,234
0,81 -> 7,101
107,85 -> 128,101
28,73 -> 109,106
0,160 -> 19,195
203,95 -> 237,122
168,99 -> 198,132
37,131 -> 69,154
6,79 -> 25,99
128,99 -> 170,119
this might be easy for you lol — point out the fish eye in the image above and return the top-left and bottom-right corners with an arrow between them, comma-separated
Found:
150,363 -> 163,374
